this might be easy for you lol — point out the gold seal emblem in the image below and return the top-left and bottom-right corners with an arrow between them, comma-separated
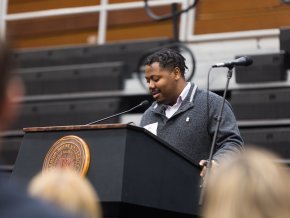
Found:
43,135 -> 90,176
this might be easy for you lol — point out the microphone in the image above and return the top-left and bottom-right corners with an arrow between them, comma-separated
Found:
212,56 -> 253,68
86,100 -> 150,125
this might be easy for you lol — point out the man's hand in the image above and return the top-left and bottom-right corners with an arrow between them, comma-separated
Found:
199,160 -> 219,177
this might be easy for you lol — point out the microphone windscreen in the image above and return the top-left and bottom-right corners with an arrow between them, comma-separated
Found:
140,100 -> 150,107
242,56 -> 253,66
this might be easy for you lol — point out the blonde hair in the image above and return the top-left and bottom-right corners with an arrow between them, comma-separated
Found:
28,168 -> 102,218
203,148 -> 290,218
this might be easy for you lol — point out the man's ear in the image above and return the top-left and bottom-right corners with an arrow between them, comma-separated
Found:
173,67 -> 182,80
0,77 -> 24,131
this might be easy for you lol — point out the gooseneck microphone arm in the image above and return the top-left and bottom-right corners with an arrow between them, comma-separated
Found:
86,100 -> 149,125
199,67 -> 234,205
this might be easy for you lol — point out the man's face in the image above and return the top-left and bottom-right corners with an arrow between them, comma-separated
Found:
145,62 -> 178,105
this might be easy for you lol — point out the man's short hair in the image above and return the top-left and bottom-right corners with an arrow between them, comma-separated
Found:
144,48 -> 188,77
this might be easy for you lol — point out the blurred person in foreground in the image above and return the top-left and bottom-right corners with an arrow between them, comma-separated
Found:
203,147 -> 290,218
29,168 -> 102,218
0,39 -> 78,218
140,48 -> 243,176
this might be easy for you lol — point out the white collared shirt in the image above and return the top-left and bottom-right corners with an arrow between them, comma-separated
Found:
165,82 -> 191,118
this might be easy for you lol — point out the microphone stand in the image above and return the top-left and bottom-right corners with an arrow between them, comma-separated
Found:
198,66 -> 234,205
85,101 -> 148,125
86,107 -> 138,125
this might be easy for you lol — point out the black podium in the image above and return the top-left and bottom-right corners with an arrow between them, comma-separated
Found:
11,124 -> 201,218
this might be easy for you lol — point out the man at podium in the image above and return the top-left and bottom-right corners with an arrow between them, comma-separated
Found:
140,48 -> 243,175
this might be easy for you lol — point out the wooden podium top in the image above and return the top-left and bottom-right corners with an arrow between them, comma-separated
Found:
23,123 -> 136,133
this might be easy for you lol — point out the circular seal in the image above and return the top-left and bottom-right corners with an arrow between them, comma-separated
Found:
43,135 -> 90,176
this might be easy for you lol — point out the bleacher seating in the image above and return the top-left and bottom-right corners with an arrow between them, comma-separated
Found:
238,126 -> 290,159
231,88 -> 290,120
12,97 -> 121,129
17,62 -> 125,95
231,88 -> 290,158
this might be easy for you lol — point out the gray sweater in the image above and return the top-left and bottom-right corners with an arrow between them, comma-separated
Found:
140,83 -> 243,165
